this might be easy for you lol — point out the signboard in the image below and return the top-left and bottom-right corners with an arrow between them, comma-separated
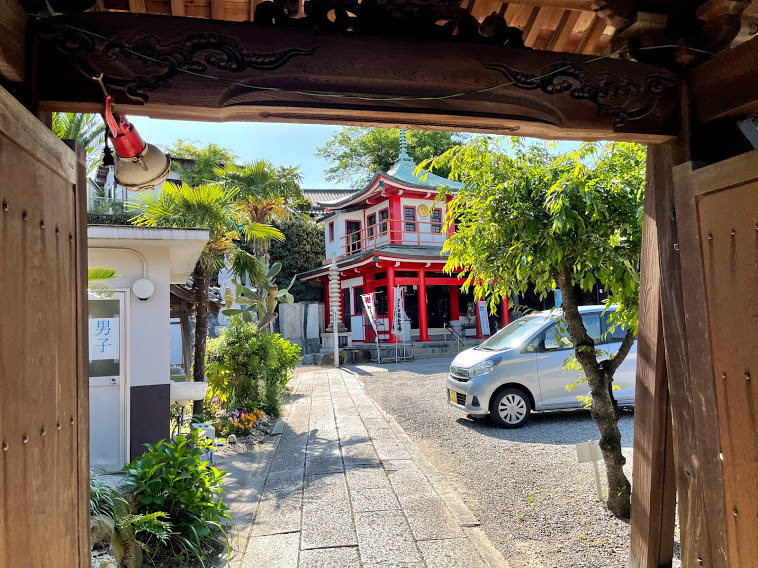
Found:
576,440 -> 603,501
361,293 -> 378,335
476,300 -> 490,336
576,440 -> 602,463
391,286 -> 405,336
89,317 -> 120,361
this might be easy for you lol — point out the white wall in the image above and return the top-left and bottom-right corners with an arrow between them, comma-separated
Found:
88,246 -> 171,388
399,197 -> 447,246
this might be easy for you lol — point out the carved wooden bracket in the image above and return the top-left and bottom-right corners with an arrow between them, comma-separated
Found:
253,0 -> 525,47
594,0 -> 750,70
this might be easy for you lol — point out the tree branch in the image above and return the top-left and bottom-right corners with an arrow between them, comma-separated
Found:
608,329 -> 635,376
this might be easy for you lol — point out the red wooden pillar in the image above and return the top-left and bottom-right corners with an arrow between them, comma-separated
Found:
323,279 -> 330,326
387,265 -> 397,342
449,285 -> 459,319
418,270 -> 430,342
501,296 -> 510,327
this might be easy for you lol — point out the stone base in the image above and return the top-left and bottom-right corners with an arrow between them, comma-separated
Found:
322,331 -> 352,350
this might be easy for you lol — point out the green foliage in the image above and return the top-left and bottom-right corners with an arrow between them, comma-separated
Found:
90,478 -> 129,519
127,182 -> 283,272
52,112 -> 106,174
87,211 -> 134,226
87,267 -> 118,298
216,160 -> 304,222
222,257 -> 296,330
427,138 -> 644,333
316,127 -> 469,186
267,217 -> 326,301
116,512 -> 173,549
125,430 -> 231,566
166,140 -> 237,187
206,319 -> 301,415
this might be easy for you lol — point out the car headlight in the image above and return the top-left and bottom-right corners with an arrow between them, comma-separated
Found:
468,359 -> 497,379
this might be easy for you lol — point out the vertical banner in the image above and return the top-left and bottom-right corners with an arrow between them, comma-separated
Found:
476,300 -> 491,336
361,293 -> 378,334
391,285 -> 405,336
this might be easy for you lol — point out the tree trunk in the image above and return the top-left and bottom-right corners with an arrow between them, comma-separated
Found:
192,260 -> 211,417
555,267 -> 632,518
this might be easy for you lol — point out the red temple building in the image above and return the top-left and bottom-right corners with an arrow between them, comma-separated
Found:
299,132 -> 510,344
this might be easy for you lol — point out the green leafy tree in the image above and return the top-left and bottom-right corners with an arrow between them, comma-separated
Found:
52,112 -> 106,174
428,138 -> 644,518
316,127 -> 469,186
166,140 -> 237,187
127,182 -> 283,415
216,159 -> 304,260
266,216 -> 325,302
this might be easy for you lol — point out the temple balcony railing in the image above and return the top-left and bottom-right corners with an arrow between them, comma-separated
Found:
338,218 -> 449,257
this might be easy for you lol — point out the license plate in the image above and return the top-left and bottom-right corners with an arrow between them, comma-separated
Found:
449,390 -> 457,403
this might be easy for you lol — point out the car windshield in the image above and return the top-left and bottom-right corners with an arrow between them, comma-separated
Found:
476,315 -> 548,351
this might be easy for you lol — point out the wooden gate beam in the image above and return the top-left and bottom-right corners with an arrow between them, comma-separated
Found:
31,13 -> 680,142
0,0 -> 27,82
690,36 -> 758,124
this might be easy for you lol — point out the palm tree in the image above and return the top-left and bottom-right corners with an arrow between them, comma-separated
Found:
87,267 -> 118,298
127,182 -> 283,414
216,160 -> 304,262
52,113 -> 106,174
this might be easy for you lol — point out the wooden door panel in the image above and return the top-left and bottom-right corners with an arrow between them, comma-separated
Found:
697,179 -> 758,565
671,148 -> 758,567
0,86 -> 88,567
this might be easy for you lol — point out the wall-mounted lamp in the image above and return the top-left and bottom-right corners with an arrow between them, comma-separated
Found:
132,278 -> 155,301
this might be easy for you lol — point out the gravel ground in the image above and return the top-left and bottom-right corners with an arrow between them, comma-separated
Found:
349,357 -> 681,568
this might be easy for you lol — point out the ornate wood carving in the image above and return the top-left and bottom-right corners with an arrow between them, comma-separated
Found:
254,0 -> 525,47
594,0 -> 750,70
481,60 -> 677,127
33,13 -> 680,142
42,26 -> 319,103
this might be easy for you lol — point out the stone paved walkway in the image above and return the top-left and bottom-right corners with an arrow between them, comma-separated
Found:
218,367 -> 509,568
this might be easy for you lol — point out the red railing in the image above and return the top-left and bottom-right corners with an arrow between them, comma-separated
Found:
338,218 -> 447,256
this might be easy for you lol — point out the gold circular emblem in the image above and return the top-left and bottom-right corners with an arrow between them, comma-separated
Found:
417,204 -> 429,218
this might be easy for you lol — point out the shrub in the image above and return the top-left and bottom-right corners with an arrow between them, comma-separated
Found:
125,430 -> 231,565
206,318 -> 301,415
90,478 -> 129,519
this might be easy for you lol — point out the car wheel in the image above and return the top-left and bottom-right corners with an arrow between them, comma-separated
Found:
489,388 -> 531,428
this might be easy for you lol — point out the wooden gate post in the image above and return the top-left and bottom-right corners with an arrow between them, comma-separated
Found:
0,86 -> 90,567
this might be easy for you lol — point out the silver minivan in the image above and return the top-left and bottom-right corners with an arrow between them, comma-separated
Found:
447,305 -> 636,428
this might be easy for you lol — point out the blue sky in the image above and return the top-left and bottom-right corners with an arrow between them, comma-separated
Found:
129,117 -> 582,190
130,117 -> 347,189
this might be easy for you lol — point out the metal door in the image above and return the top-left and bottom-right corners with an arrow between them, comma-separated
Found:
88,292 -> 128,470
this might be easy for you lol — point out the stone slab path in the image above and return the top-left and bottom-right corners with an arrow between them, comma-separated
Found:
217,367 -> 509,568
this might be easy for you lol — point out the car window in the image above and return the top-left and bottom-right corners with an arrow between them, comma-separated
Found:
603,312 -> 628,341
544,323 -> 572,350
543,313 -> 602,350
582,314 -> 603,343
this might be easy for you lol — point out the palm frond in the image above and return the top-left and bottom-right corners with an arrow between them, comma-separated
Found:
87,267 -> 118,298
